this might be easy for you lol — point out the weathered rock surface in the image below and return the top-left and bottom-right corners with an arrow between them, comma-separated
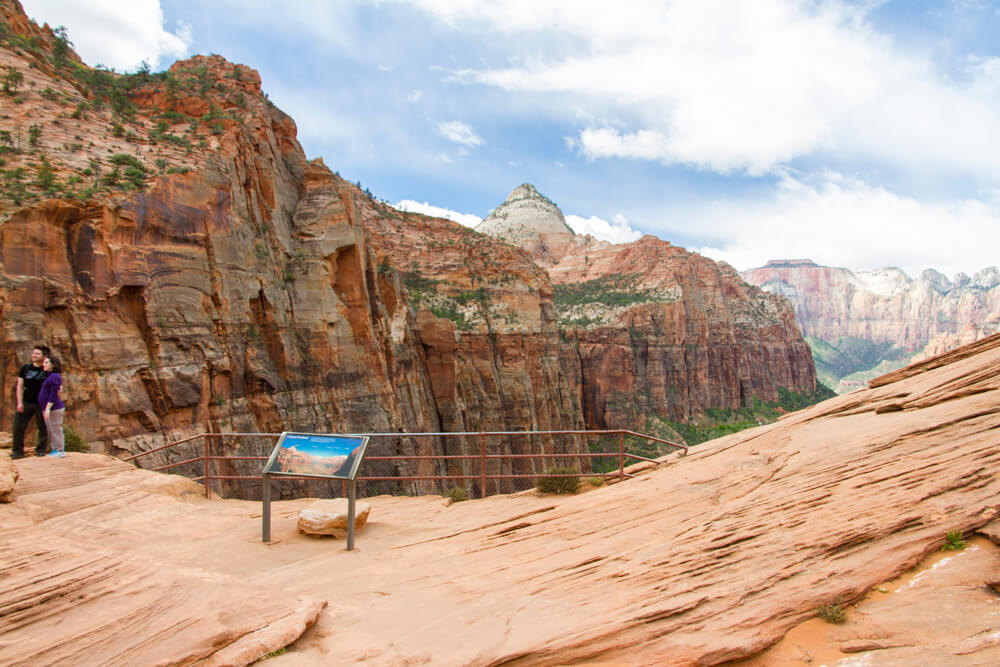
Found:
297,497 -> 371,537
0,453 -> 325,666
0,456 -> 15,502
5,333 -> 998,664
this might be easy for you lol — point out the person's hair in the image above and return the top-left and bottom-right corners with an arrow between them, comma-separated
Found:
45,356 -> 62,374
33,344 -> 50,356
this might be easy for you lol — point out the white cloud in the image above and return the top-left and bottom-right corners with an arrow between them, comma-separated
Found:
394,200 -> 482,227
409,0 -> 1000,180
21,0 -> 191,70
407,89 -> 424,102
686,171 -> 1000,277
437,120 -> 483,146
566,213 -> 642,245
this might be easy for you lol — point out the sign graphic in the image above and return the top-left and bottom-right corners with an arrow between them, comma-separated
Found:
263,432 -> 370,481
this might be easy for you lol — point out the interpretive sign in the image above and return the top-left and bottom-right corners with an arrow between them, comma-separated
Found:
263,432 -> 370,480
261,432 -> 371,548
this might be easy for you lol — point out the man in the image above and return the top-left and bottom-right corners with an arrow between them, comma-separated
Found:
11,344 -> 49,459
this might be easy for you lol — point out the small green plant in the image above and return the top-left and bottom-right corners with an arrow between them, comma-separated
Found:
28,124 -> 41,146
63,424 -> 89,453
585,476 -> 606,487
941,530 -> 966,551
535,467 -> 581,494
816,597 -> 847,624
261,647 -> 287,660
446,486 -> 468,503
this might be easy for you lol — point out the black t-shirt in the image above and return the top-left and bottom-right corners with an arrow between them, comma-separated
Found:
19,364 -> 47,404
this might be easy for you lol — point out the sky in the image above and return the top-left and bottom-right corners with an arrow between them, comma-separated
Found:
18,0 -> 1000,279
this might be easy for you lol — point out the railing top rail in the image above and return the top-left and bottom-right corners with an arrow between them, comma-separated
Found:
123,428 -> 687,461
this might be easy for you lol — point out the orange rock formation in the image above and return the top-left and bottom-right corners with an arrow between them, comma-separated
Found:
2,333 -> 998,665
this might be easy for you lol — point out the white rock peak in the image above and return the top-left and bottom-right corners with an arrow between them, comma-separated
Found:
476,184 -> 578,265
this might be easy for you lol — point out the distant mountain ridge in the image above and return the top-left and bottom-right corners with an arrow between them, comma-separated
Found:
742,260 -> 1000,391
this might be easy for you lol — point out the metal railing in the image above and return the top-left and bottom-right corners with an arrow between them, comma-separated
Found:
121,430 -> 688,499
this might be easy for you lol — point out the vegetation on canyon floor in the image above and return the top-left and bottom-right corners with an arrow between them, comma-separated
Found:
807,336 -> 913,392
658,385 -> 836,446
816,597 -> 847,624
941,530 -> 966,551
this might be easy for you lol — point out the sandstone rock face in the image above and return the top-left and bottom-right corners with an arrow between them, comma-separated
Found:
477,185 -> 817,426
0,9 -> 584,495
297,498 -> 371,537
0,4 -> 811,491
742,260 -> 1000,351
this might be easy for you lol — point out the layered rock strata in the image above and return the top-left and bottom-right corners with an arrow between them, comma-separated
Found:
477,186 -> 817,426
0,3 -> 814,493
742,260 -> 1000,351
0,8 -> 584,494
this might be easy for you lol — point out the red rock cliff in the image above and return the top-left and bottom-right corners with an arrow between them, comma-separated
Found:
477,186 -> 818,428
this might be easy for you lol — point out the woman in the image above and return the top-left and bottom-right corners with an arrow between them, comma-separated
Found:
39,356 -> 66,458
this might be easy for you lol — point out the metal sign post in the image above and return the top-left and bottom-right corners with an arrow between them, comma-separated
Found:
346,479 -> 356,551
261,432 -> 370,549
262,471 -> 271,543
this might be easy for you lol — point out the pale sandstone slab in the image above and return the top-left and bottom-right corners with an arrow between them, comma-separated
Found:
0,454 -> 325,666
297,498 -> 371,537
2,336 -> 1000,666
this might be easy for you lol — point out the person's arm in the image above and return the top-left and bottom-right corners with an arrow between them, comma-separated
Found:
15,376 -> 23,413
41,377 -> 57,419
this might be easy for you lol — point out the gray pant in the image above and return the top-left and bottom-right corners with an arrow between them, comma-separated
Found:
45,408 -> 65,453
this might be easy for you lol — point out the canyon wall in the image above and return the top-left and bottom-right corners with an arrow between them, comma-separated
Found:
0,3 -> 817,493
477,186 -> 818,428
742,260 -> 1000,350
742,260 -> 1000,391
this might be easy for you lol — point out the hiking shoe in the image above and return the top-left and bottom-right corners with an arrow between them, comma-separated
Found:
10,453 -> 25,460
35,451 -> 47,457
50,451 -> 66,458
47,451 -> 60,457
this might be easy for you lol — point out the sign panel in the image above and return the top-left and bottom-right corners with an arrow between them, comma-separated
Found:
263,432 -> 370,481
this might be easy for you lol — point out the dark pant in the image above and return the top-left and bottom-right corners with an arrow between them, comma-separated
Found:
12,402 -> 48,456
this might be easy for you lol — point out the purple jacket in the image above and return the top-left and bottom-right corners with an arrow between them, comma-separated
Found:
38,372 -> 64,411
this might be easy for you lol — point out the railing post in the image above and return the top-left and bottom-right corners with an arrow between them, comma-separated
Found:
618,431 -> 625,481
480,433 -> 487,499
204,434 -> 211,499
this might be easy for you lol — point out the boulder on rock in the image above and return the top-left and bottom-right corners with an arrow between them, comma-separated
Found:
0,455 -> 16,503
297,498 -> 371,537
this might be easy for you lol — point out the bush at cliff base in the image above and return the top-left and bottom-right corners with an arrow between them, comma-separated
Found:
63,425 -> 89,452
535,467 -> 581,494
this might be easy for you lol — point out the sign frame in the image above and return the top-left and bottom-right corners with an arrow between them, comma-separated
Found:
261,431 -> 371,549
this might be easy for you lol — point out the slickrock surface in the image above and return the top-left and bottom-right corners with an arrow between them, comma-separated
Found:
0,454 -> 325,666
4,334 -> 999,665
